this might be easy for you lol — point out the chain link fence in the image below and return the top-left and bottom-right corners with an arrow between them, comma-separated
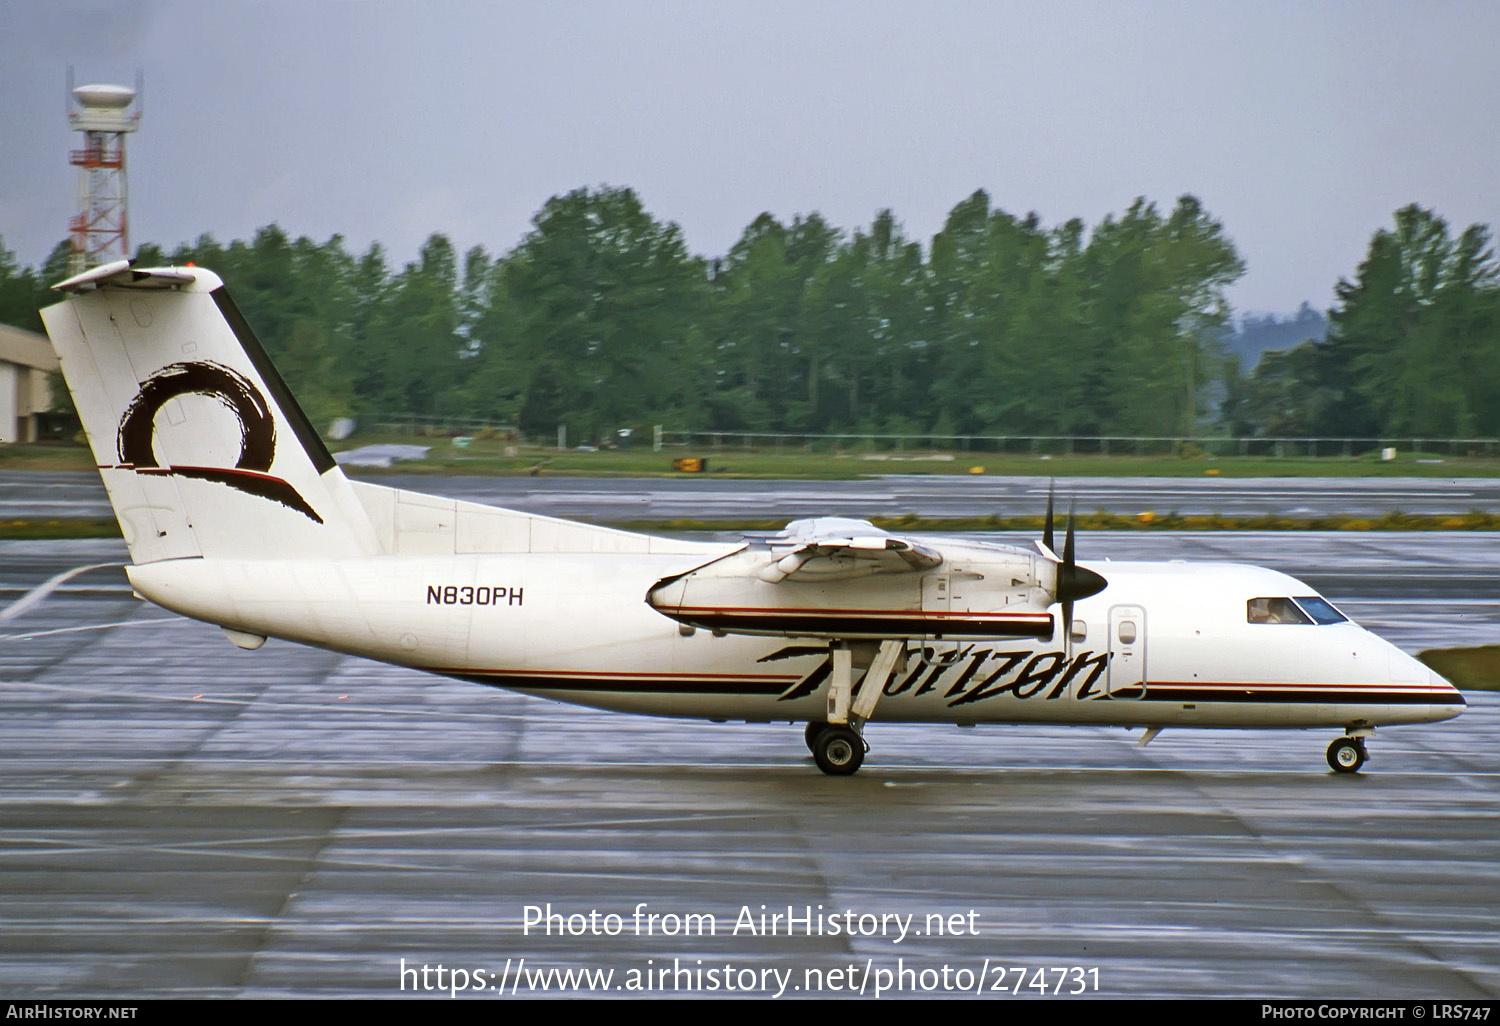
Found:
655,431 -> 1500,459
361,417 -> 1500,459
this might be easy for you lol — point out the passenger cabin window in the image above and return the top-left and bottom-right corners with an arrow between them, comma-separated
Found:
1294,596 -> 1348,624
1117,620 -> 1137,644
1070,620 -> 1087,642
1247,597 -> 1312,625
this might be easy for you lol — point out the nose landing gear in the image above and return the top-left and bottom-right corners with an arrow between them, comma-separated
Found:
1326,735 -> 1368,774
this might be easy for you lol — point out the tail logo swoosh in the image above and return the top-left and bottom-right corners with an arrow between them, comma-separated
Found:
115,360 -> 323,523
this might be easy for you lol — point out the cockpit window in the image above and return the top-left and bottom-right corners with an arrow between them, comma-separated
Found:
1247,597 -> 1312,625
1293,596 -> 1348,624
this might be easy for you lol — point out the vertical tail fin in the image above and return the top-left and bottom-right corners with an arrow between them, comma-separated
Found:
42,260 -> 380,563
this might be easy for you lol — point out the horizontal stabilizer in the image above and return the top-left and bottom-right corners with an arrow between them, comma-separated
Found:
52,260 -> 198,292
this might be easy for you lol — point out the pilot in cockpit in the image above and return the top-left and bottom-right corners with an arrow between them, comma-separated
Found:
1248,597 -> 1302,624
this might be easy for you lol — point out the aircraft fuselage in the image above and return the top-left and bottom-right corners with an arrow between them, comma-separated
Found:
127,550 -> 1463,731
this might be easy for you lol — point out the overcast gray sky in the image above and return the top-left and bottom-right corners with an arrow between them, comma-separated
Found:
2,0 -> 1497,314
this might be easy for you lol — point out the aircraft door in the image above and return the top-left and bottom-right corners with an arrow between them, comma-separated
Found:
1107,605 -> 1147,699
920,572 -> 961,661
921,572 -> 950,613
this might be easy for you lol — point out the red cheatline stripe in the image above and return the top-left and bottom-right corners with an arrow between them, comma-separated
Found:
672,605 -> 1049,620
1150,680 -> 1451,691
102,463 -> 294,484
423,667 -> 800,681
171,465 -> 290,483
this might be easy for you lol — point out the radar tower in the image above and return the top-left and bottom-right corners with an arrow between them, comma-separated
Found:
66,72 -> 143,275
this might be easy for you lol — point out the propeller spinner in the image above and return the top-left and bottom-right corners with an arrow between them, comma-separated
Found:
1041,483 -> 1108,637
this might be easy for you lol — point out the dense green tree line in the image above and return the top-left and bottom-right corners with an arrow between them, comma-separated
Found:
3,191 -> 1495,442
1229,205 -> 1500,439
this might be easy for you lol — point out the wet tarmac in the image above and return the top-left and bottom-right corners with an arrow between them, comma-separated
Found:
0,535 -> 1496,999
9,470 -> 1500,521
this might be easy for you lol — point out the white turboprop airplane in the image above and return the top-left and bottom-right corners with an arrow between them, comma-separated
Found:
41,261 -> 1465,776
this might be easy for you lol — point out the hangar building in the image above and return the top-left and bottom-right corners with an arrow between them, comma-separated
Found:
0,323 -> 60,443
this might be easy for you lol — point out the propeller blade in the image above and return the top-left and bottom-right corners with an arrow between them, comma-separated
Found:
1058,503 -> 1077,642
1054,500 -> 1107,608
1039,487 -> 1106,636
1063,500 -> 1075,568
1043,481 -> 1056,555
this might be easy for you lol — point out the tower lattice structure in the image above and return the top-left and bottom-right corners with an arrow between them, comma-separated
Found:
67,83 -> 141,275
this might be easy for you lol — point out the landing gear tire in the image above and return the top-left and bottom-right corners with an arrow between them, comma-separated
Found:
804,721 -> 828,754
812,725 -> 865,776
1327,736 -> 1366,774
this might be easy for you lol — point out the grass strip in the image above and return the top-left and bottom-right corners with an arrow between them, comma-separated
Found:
1418,646 -> 1500,691
8,510 -> 1500,540
610,511 -> 1500,533
9,440 -> 1500,479
0,518 -> 123,539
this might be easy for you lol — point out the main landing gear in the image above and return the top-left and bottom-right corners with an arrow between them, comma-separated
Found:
805,722 -> 866,776
803,638 -> 905,776
803,721 -> 826,753
1326,735 -> 1369,774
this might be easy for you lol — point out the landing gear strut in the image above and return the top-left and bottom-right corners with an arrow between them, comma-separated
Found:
807,638 -> 904,775
1326,736 -> 1368,774
811,724 -> 865,776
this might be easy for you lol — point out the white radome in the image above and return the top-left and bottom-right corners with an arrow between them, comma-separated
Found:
72,84 -> 136,109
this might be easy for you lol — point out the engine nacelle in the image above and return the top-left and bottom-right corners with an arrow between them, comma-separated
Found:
647,537 -> 1058,640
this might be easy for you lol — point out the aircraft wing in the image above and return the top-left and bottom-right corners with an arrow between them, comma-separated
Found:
755,517 -> 943,583
646,516 -> 1058,639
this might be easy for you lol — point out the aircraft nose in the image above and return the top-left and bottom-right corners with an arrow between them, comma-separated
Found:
1430,666 -> 1466,702
1382,640 -> 1465,720
1424,665 -> 1467,720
